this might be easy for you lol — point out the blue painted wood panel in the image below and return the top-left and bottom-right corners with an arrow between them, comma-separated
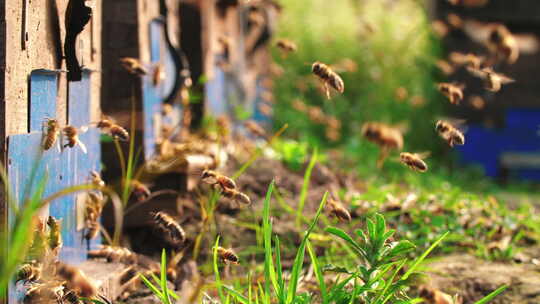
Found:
7,70 -> 101,302
29,70 -> 60,132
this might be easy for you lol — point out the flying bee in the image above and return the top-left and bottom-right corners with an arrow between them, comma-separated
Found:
435,60 -> 455,76
152,63 -> 165,87
62,290 -> 82,304
119,57 -> 147,75
221,187 -> 251,205
96,118 -> 130,141
43,118 -> 60,151
448,52 -> 485,69
152,212 -> 186,248
327,198 -> 351,222
437,83 -> 464,105
201,170 -> 236,190
119,266 -> 139,286
243,120 -> 267,139
275,38 -> 297,54
466,67 -> 515,92
361,122 -> 405,168
130,180 -> 151,202
88,245 -> 138,264
15,263 -> 41,282
56,262 -> 98,298
216,247 -> 239,264
435,120 -> 465,147
419,286 -> 460,304
312,61 -> 345,99
47,216 -> 63,255
400,152 -> 429,173
63,126 -> 88,153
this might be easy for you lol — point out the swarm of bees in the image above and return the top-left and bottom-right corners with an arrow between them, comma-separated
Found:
311,61 -> 345,99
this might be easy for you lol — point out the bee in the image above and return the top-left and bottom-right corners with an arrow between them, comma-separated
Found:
28,219 -> 49,261
331,58 -> 358,73
90,170 -> 105,188
15,263 -> 41,282
119,266 -> 139,286
47,216 -> 63,255
84,191 -> 105,244
153,212 -> 186,248
435,120 -> 465,147
311,61 -> 345,99
437,83 -> 464,105
400,152 -> 429,173
327,198 -> 351,222
435,60 -> 455,76
468,95 -> 486,110
431,20 -> 449,38
395,87 -> 408,101
419,286 -> 461,304
362,122 -> 405,168
63,126 -> 88,153
221,187 -> 251,205
96,118 -> 130,141
292,99 -> 307,112
448,52 -> 484,69
307,106 -> 325,124
446,13 -> 463,29
488,24 -> 519,64
88,245 -> 138,264
201,170 -> 236,189
152,63 -> 165,86
466,67 -> 515,92
275,38 -> 297,54
216,247 -> 239,264
243,120 -> 267,139
43,118 -> 60,151
56,262 -> 98,297
130,180 -> 151,202
119,57 -> 147,75
62,290 -> 82,304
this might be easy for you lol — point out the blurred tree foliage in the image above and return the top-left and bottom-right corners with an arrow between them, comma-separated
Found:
272,0 -> 448,176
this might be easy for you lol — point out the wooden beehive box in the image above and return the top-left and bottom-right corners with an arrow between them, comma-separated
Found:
0,0 -> 103,302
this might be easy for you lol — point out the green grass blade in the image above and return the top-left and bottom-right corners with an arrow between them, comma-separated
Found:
139,273 -> 164,301
213,236 -> 226,303
402,231 -> 448,280
474,285 -> 508,304
160,249 -> 172,304
307,240 -> 327,303
262,181 -> 280,301
325,227 -> 367,260
286,191 -> 328,303
224,286 -> 249,304
274,235 -> 285,298
379,259 -> 407,304
296,148 -> 318,227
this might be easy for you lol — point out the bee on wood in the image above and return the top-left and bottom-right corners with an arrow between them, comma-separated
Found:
119,57 -> 147,75
216,247 -> 239,264
437,83 -> 464,105
84,191 -> 105,244
400,152 -> 429,173
43,118 -> 61,151
63,126 -> 88,154
24,282 -> 64,304
152,63 -> 165,87
221,187 -> 251,205
201,170 -> 236,190
435,120 -> 465,147
56,262 -> 98,298
361,122 -> 405,168
312,61 -> 345,99
466,67 -> 515,92
90,170 -> 105,188
119,266 -> 139,286
243,120 -> 267,139
15,263 -> 41,282
130,180 -> 151,202
153,212 -> 186,248
327,198 -> 351,222
275,38 -> 297,54
97,118 -> 130,141
47,216 -> 63,255
28,219 -> 49,261
448,52 -> 485,69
